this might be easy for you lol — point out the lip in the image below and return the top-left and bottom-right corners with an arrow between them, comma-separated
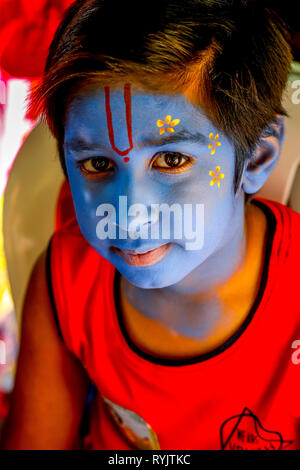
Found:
111,243 -> 173,266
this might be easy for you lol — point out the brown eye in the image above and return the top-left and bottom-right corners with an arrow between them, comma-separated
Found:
80,157 -> 113,174
151,152 -> 193,172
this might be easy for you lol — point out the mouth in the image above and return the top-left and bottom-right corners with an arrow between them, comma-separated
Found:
111,243 -> 173,266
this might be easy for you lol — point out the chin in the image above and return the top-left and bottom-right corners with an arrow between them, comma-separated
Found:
118,270 -> 183,290
112,255 -> 195,290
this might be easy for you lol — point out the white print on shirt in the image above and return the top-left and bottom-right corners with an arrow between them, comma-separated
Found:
291,340 -> 300,365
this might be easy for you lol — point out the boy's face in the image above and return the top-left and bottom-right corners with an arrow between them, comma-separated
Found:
64,84 -> 245,289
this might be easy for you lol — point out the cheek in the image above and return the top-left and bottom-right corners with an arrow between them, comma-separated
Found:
200,164 -> 235,250
66,166 -> 91,211
65,166 -> 99,235
66,160 -> 112,207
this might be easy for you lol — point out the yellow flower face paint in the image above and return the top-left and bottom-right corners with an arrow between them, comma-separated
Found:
208,132 -> 221,155
157,115 -> 180,135
209,166 -> 225,187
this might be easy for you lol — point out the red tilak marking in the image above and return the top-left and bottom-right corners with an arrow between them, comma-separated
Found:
105,84 -> 133,160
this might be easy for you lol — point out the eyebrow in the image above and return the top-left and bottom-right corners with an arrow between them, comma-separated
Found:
64,138 -> 105,153
64,128 -> 209,153
140,129 -> 209,148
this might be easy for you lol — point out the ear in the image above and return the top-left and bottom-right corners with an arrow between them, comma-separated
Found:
241,115 -> 285,194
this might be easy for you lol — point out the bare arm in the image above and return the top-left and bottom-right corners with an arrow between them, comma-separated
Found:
0,248 -> 90,449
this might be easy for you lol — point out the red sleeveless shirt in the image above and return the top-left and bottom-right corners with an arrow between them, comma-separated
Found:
47,195 -> 300,450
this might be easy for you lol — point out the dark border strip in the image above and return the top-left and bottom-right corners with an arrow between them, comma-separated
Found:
113,198 -> 277,367
45,237 -> 64,343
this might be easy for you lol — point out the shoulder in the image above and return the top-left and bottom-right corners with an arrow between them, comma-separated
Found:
252,196 -> 299,284
49,216 -> 99,277
253,197 -> 300,327
47,216 -> 114,360
253,197 -> 300,255
253,196 -> 300,226
51,216 -> 88,249
49,215 -> 112,280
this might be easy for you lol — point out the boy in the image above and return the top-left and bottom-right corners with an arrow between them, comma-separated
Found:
1,0 -> 300,450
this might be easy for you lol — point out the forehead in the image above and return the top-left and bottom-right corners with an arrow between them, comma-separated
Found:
64,85 -> 213,140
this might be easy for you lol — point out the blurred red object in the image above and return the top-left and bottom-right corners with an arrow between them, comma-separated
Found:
0,391 -> 11,423
0,0 -> 74,78
55,179 -> 76,231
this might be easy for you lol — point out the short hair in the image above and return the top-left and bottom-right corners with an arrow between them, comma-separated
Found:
29,0 -> 292,195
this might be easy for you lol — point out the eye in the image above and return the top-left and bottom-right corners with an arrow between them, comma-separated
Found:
77,157 -> 114,176
151,152 -> 194,173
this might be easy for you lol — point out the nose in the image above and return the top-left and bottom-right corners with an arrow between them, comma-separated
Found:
112,163 -> 161,239
112,197 -> 159,240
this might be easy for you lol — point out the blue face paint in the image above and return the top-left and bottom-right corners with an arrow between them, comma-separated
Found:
64,85 -> 246,294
